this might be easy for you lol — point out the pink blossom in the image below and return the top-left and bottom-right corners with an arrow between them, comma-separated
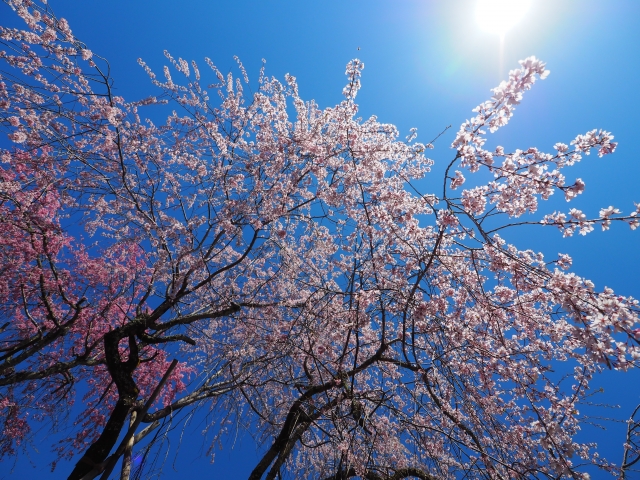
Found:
8,131 -> 27,143
450,170 -> 465,189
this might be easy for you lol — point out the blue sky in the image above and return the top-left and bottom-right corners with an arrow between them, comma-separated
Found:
4,1 -> 640,478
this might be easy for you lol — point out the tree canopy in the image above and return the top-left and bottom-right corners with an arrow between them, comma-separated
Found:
1,1 -> 639,479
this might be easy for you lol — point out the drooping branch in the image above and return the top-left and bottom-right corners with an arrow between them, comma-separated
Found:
321,467 -> 437,480
621,404 -> 640,479
249,344 -> 391,480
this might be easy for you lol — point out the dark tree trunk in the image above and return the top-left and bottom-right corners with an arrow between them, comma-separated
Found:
68,328 -> 142,480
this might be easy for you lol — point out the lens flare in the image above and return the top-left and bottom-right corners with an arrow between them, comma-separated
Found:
476,0 -> 531,36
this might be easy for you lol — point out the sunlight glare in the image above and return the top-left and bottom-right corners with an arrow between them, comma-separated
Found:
476,0 -> 531,36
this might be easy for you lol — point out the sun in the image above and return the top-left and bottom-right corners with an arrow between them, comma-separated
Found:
475,0 -> 531,36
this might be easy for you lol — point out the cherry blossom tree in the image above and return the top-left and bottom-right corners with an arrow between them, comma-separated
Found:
1,1 -> 639,479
